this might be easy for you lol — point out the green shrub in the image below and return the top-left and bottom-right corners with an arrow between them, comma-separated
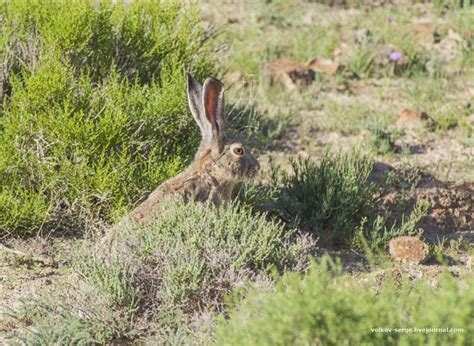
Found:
6,296 -> 139,344
8,201 -> 309,343
73,200 -> 309,339
0,0 -> 217,236
8,300 -> 117,345
244,152 -> 429,252
215,257 -> 474,346
269,151 -> 379,246
364,118 -> 402,155
352,200 -> 429,253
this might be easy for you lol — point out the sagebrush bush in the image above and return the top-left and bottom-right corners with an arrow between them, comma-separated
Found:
266,152 -> 431,250
269,151 -> 379,246
352,200 -> 429,253
215,257 -> 474,346
10,300 -> 118,345
0,0 -> 217,236
72,200 -> 311,340
7,292 -> 143,345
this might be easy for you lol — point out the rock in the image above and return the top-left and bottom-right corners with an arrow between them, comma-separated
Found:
389,236 -> 429,264
307,58 -> 342,75
416,183 -> 474,236
396,108 -> 435,129
265,59 -> 315,90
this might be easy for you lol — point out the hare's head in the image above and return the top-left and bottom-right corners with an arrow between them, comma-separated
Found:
186,73 -> 260,182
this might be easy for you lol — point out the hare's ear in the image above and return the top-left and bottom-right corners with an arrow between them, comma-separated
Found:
186,73 -> 205,135
202,77 -> 225,148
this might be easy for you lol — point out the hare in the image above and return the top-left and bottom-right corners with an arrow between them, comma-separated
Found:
122,73 -> 260,227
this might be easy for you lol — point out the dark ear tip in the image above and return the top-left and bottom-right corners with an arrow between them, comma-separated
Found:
207,77 -> 223,87
204,77 -> 224,92
187,72 -> 202,88
186,72 -> 193,84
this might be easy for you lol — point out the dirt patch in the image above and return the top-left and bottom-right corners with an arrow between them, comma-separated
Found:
0,237 -> 80,341
417,182 -> 474,243
0,263 -> 66,342
371,162 -> 474,244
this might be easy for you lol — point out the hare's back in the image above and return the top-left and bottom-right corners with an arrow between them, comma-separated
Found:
127,175 -> 204,225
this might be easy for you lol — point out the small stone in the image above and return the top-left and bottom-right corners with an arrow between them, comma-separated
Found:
396,108 -> 435,129
307,58 -> 342,75
397,108 -> 422,126
265,59 -> 315,90
389,236 -> 429,264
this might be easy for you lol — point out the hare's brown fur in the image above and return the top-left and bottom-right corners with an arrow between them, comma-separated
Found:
119,74 -> 260,227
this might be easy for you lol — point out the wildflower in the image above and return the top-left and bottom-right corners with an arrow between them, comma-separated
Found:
389,51 -> 402,62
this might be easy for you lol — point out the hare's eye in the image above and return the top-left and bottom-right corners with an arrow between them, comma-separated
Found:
233,147 -> 244,156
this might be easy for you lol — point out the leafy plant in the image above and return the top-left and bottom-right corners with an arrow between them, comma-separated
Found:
8,200 -> 311,343
74,200 -> 310,338
352,200 -> 429,252
349,44 -> 375,78
6,298 -> 136,344
0,0 -> 217,237
269,150 -> 379,246
215,256 -> 474,346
